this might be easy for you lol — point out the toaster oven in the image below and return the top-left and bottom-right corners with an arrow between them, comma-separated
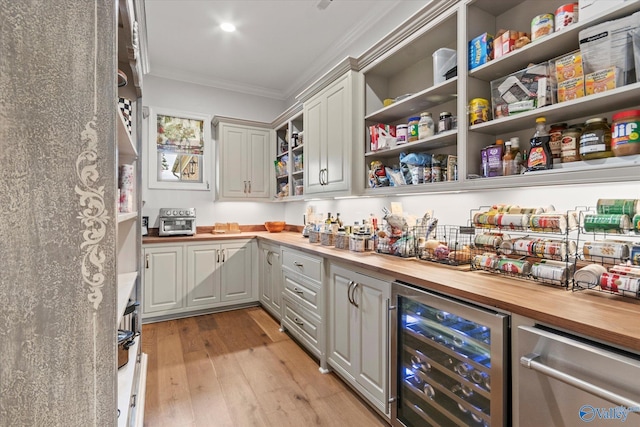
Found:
159,208 -> 196,236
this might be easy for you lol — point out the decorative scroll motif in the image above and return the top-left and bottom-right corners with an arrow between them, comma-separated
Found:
75,117 -> 109,310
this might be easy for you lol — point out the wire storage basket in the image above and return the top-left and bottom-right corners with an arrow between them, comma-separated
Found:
415,225 -> 476,265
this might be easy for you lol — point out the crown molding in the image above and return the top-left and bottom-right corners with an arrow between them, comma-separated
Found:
295,56 -> 359,103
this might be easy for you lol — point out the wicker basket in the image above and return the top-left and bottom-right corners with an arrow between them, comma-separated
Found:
334,233 -> 349,249
308,230 -> 320,244
320,232 -> 336,246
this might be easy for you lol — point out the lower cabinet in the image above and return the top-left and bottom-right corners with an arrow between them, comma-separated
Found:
143,239 -> 257,320
328,263 -> 392,418
258,241 -> 282,319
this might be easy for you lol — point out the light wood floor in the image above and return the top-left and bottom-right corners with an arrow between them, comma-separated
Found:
142,307 -> 388,427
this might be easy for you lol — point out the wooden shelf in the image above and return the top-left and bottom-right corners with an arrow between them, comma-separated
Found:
117,109 -> 137,158
365,129 -> 458,158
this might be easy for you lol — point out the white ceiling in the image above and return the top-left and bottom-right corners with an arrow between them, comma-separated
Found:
143,0 -> 426,100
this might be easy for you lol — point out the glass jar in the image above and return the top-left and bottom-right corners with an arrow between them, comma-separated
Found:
560,125 -> 582,163
580,118 -> 612,160
438,112 -> 452,133
612,109 -> 640,157
408,116 -> 420,142
548,122 -> 567,159
418,112 -> 435,140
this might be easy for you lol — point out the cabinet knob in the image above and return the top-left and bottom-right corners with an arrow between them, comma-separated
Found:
293,287 -> 304,295
293,317 -> 304,327
294,261 -> 303,268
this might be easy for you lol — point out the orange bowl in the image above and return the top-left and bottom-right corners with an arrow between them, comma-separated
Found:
264,221 -> 286,233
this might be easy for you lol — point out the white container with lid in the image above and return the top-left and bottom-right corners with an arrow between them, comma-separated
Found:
396,124 -> 408,144
433,48 -> 457,85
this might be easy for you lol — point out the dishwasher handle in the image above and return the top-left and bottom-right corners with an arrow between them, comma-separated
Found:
521,353 -> 640,410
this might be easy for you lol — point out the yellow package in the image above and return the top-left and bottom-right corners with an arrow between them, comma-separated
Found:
555,51 -> 583,83
585,66 -> 623,95
557,77 -> 585,102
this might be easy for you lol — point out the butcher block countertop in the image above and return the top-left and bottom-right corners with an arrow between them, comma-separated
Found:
144,230 -> 640,353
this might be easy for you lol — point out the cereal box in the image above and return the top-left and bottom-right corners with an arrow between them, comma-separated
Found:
555,51 -> 583,83
469,33 -> 494,70
585,66 -> 624,95
557,77 -> 585,102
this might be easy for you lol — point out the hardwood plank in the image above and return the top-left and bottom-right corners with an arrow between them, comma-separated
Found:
183,350 -> 234,427
143,308 -> 389,427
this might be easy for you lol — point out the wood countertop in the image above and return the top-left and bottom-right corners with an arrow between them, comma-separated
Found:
144,230 -> 640,353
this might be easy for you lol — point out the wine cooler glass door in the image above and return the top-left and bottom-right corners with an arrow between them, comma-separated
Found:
391,282 -> 509,427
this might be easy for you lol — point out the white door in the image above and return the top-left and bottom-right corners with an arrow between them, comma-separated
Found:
267,247 -> 282,316
220,124 -> 248,198
143,246 -> 184,314
354,275 -> 390,412
304,95 -> 324,194
220,241 -> 254,302
246,128 -> 270,198
259,245 -> 272,306
186,244 -> 221,307
328,267 -> 357,376
323,75 -> 349,193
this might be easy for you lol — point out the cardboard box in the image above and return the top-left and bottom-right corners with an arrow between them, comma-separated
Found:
469,33 -> 493,70
555,51 -> 583,83
557,76 -> 585,102
585,66 -> 624,95
491,62 -> 555,116
579,0 -> 630,23
494,30 -> 518,60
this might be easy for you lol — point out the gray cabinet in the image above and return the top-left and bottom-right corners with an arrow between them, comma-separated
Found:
258,242 -> 283,319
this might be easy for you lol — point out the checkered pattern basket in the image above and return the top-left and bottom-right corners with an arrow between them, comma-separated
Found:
118,97 -> 132,135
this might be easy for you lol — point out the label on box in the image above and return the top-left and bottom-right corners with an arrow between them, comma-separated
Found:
555,51 -> 583,83
469,33 -> 494,70
557,76 -> 585,102
585,66 -> 622,95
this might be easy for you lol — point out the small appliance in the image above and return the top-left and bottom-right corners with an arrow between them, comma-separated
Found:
158,208 -> 196,236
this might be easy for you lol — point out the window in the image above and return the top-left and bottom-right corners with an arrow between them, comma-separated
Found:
148,107 -> 211,190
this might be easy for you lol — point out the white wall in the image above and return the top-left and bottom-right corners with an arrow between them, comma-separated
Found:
141,75 -> 287,227
282,181 -> 640,227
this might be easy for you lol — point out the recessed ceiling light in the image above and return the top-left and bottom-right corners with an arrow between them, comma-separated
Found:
220,22 -> 236,32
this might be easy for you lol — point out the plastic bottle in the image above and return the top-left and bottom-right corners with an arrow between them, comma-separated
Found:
418,112 -> 435,139
503,137 -> 522,176
511,137 -> 523,174
502,140 -> 514,176
527,117 -> 553,171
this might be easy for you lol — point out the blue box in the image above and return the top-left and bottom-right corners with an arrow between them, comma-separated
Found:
469,33 -> 494,71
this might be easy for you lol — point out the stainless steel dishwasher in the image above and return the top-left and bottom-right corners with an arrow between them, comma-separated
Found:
391,281 -> 510,426
518,325 -> 640,426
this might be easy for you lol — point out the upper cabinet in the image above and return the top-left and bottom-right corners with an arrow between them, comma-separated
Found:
298,59 -> 365,197
214,116 -> 271,200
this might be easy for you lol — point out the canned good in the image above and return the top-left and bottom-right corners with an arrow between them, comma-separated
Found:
469,98 -> 490,125
609,264 -> 640,277
532,261 -> 569,282
532,13 -> 554,41
583,214 -> 631,234
633,214 -> 640,233
555,3 -> 578,31
533,239 -> 569,260
600,272 -> 640,295
472,254 -> 498,270
583,241 -> 630,260
496,214 -> 529,229
474,233 -> 503,249
573,264 -> 607,289
438,112 -> 452,133
511,238 -> 537,256
529,213 -> 568,233
596,199 -> 638,216
497,258 -> 531,275
632,245 -> 640,266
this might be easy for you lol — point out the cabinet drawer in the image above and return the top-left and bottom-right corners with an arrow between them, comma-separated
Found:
282,297 -> 321,356
282,248 -> 322,282
283,272 -> 319,314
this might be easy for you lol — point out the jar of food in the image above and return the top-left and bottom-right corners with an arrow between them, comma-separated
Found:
438,112 -> 452,133
611,109 -> 640,157
469,98 -> 490,125
580,117 -> 612,160
418,112 -> 435,140
548,122 -> 567,159
408,116 -> 420,142
560,125 -> 582,162
396,124 -> 408,144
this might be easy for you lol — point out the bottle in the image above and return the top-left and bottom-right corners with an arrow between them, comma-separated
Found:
408,116 -> 420,142
510,137 -> 523,174
580,117 -> 613,160
418,112 -> 435,139
527,117 -> 553,171
502,140 -> 514,176
336,213 -> 343,227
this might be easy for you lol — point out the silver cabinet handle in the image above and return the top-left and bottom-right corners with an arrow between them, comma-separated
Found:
248,181 -> 251,193
293,287 -> 304,295
293,317 -> 304,327
244,181 -> 248,193
318,170 -> 323,186
145,254 -> 149,269
347,280 -> 355,305
294,261 -> 303,268
351,282 -> 359,308
222,248 -> 226,263
216,249 -> 220,263
520,353 -> 640,409
266,251 -> 272,266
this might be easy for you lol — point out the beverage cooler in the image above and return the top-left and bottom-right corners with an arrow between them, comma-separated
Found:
391,282 -> 510,426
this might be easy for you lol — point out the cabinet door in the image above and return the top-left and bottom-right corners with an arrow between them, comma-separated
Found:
143,246 -> 184,314
323,75 -> 350,193
220,241 -> 254,302
304,95 -> 325,194
220,124 -> 248,198
186,244 -> 221,307
259,245 -> 273,306
353,275 -> 390,411
246,128 -> 270,198
328,267 -> 357,376
267,248 -> 282,316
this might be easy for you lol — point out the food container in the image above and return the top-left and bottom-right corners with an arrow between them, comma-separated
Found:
560,125 -> 582,162
118,329 -> 135,369
596,199 -> 638,216
600,272 -> 640,295
573,263 -> 607,289
580,117 -> 612,160
308,229 -> 320,244
555,3 -> 578,31
531,13 -> 554,41
549,123 -> 567,159
433,48 -> 457,85
611,110 -> 640,157
631,244 -> 640,265
468,32 -> 493,70
555,51 -> 583,83
609,264 -> 640,277
320,231 -> 335,246
497,258 -> 532,275
334,232 -> 349,250
582,240 -> 630,261
469,98 -> 490,125
472,254 -> 498,270
583,214 -> 631,234
396,124 -> 408,144
531,261 -> 570,283
529,213 -> 570,233
557,77 -> 585,102
585,67 -> 624,96
474,233 -> 503,249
